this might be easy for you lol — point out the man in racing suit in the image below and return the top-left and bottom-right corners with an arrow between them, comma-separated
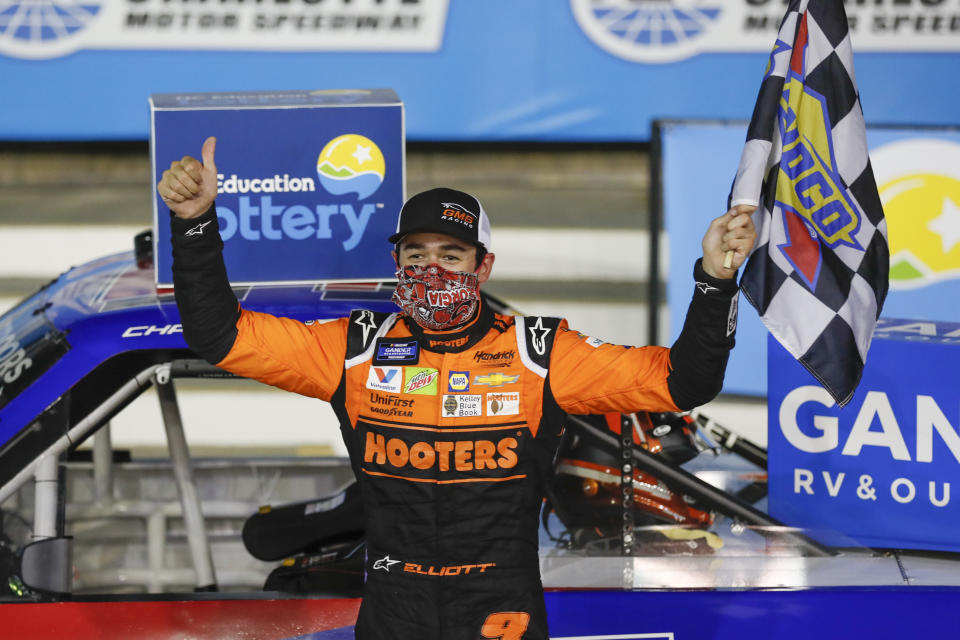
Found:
159,137 -> 756,640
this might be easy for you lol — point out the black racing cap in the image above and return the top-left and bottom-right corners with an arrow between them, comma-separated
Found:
388,187 -> 492,250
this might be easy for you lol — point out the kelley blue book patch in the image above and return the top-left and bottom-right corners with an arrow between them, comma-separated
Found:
374,339 -> 419,365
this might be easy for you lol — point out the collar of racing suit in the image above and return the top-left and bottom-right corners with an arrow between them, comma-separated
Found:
403,295 -> 505,353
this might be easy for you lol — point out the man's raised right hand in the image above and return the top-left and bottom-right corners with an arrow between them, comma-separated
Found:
158,136 -> 218,219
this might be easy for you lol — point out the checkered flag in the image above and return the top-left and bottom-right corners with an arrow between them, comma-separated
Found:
730,0 -> 889,407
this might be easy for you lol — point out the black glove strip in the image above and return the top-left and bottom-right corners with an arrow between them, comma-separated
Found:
667,258 -> 739,410
170,204 -> 240,364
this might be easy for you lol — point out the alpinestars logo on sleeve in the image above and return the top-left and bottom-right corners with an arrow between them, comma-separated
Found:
185,220 -> 213,237
696,281 -> 720,295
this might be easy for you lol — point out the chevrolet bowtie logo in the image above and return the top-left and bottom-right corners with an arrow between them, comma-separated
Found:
473,372 -> 519,387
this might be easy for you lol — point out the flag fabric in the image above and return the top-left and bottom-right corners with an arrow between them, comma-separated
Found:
730,0 -> 889,407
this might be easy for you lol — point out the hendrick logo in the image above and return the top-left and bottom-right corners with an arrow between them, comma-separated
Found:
473,349 -> 515,363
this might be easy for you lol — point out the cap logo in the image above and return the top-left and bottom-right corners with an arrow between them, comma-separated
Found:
440,202 -> 476,228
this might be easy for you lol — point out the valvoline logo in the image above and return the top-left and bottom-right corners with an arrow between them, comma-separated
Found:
872,138 -> 960,291
317,134 -> 385,200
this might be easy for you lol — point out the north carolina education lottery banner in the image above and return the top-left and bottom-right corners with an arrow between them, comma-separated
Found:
150,90 -> 404,286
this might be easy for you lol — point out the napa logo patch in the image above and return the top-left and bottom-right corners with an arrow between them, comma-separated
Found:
872,138 -> 960,291
404,367 -> 439,395
447,370 -> 470,392
570,0 -> 723,64
316,134 -> 385,200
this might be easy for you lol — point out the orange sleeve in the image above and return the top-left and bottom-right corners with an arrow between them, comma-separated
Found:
549,324 -> 679,415
215,308 -> 348,402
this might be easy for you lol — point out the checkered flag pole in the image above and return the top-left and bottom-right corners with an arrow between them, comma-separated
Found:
730,0 -> 889,407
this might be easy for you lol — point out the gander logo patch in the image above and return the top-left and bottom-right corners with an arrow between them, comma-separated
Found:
374,339 -> 419,365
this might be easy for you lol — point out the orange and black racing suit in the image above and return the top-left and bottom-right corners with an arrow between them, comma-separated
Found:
171,207 -> 740,640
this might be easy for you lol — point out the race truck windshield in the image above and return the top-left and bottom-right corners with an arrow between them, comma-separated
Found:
0,293 -> 70,411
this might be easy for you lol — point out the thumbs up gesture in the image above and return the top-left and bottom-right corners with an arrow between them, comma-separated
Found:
158,136 -> 219,219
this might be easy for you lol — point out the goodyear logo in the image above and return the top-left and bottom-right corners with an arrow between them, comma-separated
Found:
316,133 -> 385,200
775,69 -> 864,254
873,138 -> 960,290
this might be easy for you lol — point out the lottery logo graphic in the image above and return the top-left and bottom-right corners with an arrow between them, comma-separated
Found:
872,138 -> 960,290
316,134 -> 386,200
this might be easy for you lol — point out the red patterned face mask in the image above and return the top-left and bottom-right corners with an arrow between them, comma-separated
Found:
392,264 -> 480,330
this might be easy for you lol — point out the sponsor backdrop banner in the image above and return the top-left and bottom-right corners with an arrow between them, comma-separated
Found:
659,121 -> 960,396
151,90 -> 403,285
2,1 -> 960,140
768,319 -> 960,552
